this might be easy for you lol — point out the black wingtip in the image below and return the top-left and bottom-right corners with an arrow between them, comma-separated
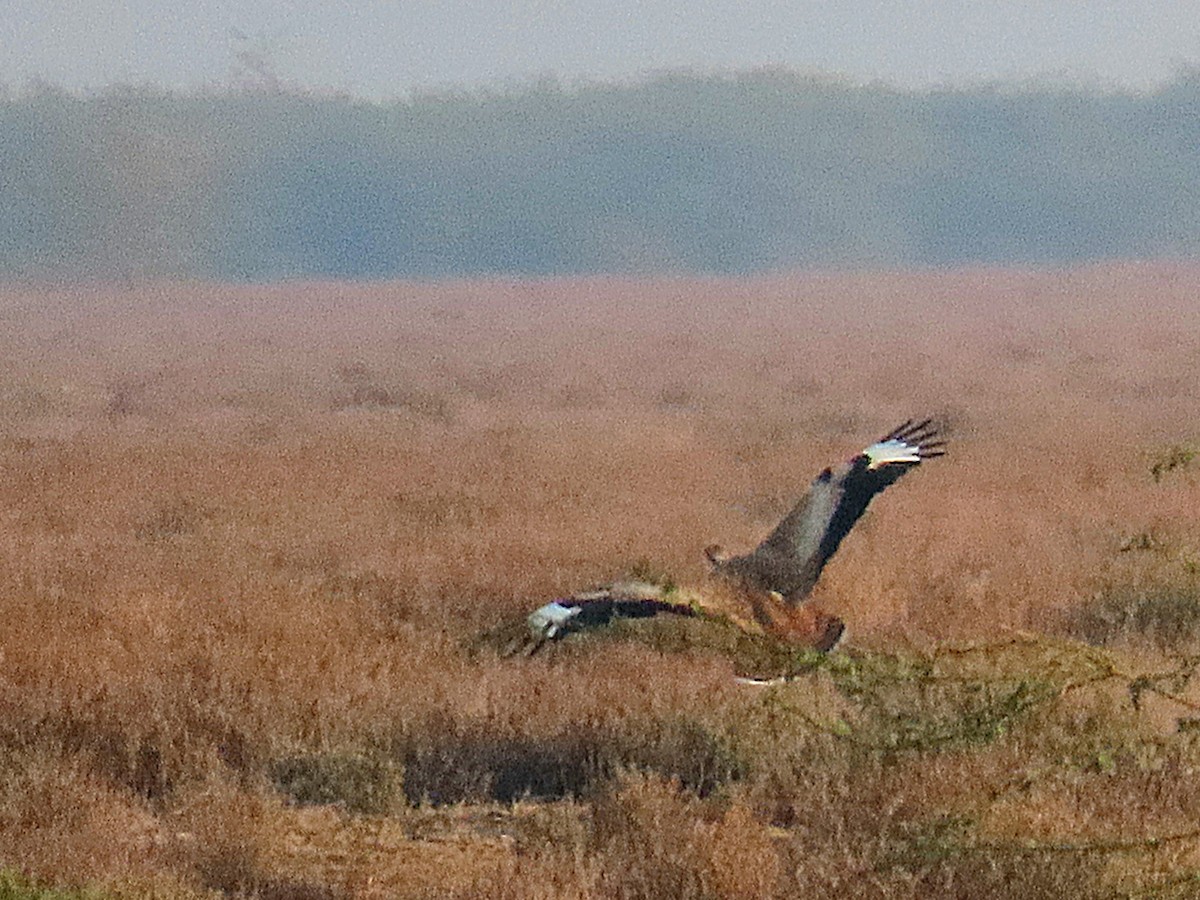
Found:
902,419 -> 936,441
884,418 -> 932,439
883,417 -> 943,446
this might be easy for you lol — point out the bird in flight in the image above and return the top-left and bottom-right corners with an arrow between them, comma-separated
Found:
519,419 -> 945,655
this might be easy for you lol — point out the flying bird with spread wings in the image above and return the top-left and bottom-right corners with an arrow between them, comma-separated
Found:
515,419 -> 945,657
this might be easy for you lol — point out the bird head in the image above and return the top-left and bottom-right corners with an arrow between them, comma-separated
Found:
703,544 -> 729,569
527,601 -> 582,641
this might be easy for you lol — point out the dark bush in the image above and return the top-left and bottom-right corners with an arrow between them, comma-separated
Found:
400,715 -> 743,805
269,752 -> 398,815
1071,585 -> 1200,648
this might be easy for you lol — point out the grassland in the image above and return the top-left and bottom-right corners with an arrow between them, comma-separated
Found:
1,265 -> 1200,897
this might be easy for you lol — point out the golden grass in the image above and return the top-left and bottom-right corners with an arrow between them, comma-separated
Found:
1,264 -> 1200,896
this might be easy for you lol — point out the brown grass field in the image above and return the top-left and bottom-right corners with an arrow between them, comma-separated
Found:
2,264 -> 1200,898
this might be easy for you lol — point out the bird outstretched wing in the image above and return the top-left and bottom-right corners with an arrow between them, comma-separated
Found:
709,419 -> 945,603
519,580 -> 695,655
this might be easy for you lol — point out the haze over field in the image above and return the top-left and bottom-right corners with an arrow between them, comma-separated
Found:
3,71 -> 1200,280
3,3 -> 1200,281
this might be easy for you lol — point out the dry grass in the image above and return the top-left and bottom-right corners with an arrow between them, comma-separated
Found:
2,265 -> 1200,896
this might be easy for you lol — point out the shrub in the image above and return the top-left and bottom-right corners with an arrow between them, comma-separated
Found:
400,714 -> 743,806
134,498 -> 207,542
331,363 -> 451,420
1150,444 -> 1197,482
269,752 -> 399,815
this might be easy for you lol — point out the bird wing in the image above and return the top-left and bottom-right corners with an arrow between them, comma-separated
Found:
722,419 -> 945,603
521,580 -> 697,654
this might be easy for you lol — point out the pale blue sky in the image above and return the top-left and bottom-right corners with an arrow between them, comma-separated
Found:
5,0 -> 1200,96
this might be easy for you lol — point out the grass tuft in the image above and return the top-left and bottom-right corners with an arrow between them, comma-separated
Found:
1070,584 -> 1200,649
269,752 -> 400,815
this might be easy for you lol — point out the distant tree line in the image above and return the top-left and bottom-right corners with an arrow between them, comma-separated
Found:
1,70 -> 1198,279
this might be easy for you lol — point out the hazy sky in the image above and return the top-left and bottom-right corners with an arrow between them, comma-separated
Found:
5,1 -> 1200,97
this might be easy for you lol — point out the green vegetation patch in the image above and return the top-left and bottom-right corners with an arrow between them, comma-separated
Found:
878,818 -> 1106,899
729,644 -> 1065,760
0,872 -> 109,900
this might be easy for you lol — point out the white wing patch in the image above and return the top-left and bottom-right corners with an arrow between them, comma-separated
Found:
863,438 -> 924,469
528,601 -> 582,639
